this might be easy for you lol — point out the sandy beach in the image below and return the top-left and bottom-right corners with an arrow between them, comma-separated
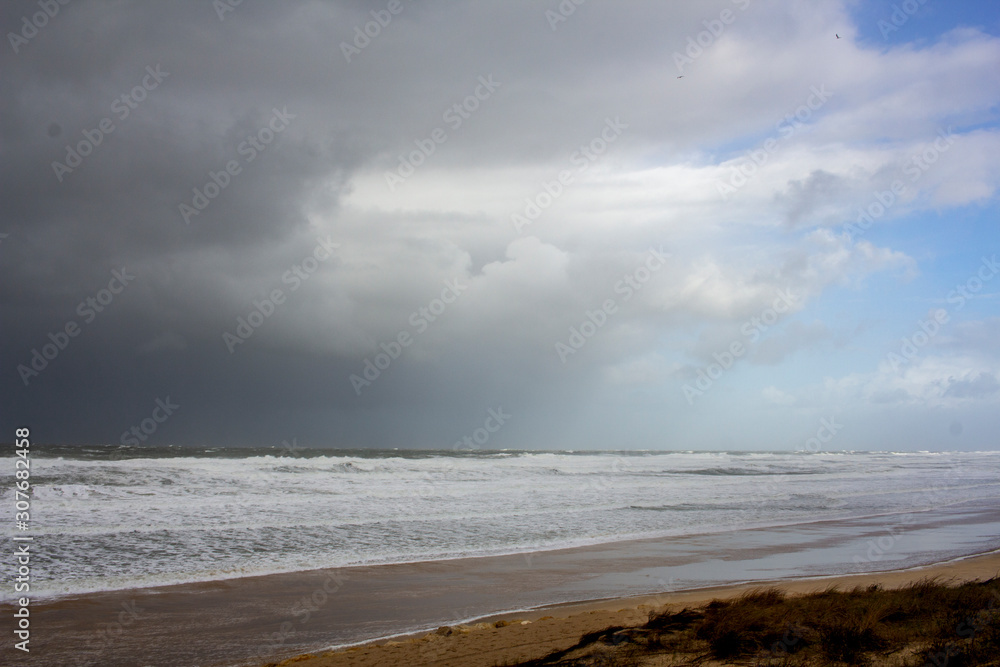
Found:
6,502 -> 999,666
270,550 -> 1000,667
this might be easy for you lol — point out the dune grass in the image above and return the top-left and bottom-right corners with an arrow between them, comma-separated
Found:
510,578 -> 1000,666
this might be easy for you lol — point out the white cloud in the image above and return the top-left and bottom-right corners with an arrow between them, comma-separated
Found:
763,385 -> 797,405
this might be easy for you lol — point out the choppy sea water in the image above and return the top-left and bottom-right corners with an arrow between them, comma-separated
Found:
4,447 -> 1000,601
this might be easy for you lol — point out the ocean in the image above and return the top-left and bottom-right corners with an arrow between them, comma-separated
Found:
5,447 -> 1000,603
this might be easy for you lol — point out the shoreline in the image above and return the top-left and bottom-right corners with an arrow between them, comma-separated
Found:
276,549 -> 1000,667
307,545 -> 1000,653
14,497 -> 992,605
7,501 -> 999,666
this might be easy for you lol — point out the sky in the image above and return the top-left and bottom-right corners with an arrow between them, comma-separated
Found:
1,0 -> 998,452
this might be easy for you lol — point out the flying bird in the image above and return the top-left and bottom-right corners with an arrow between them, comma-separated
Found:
677,75 -> 684,79
836,34 -> 841,39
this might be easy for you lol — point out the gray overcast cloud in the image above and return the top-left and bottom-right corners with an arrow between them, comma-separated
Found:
3,0 -> 999,450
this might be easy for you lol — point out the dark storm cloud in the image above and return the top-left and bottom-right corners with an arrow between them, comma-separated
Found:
4,0 -> 997,451
1,0 -> 726,447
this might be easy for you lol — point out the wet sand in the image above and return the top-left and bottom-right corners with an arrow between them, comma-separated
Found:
5,500 -> 1000,666
276,550 -> 1000,667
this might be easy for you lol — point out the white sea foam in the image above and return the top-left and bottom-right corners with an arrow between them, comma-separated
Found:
4,450 -> 999,601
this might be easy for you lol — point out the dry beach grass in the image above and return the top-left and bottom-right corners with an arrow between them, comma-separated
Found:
505,578 -> 1000,666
